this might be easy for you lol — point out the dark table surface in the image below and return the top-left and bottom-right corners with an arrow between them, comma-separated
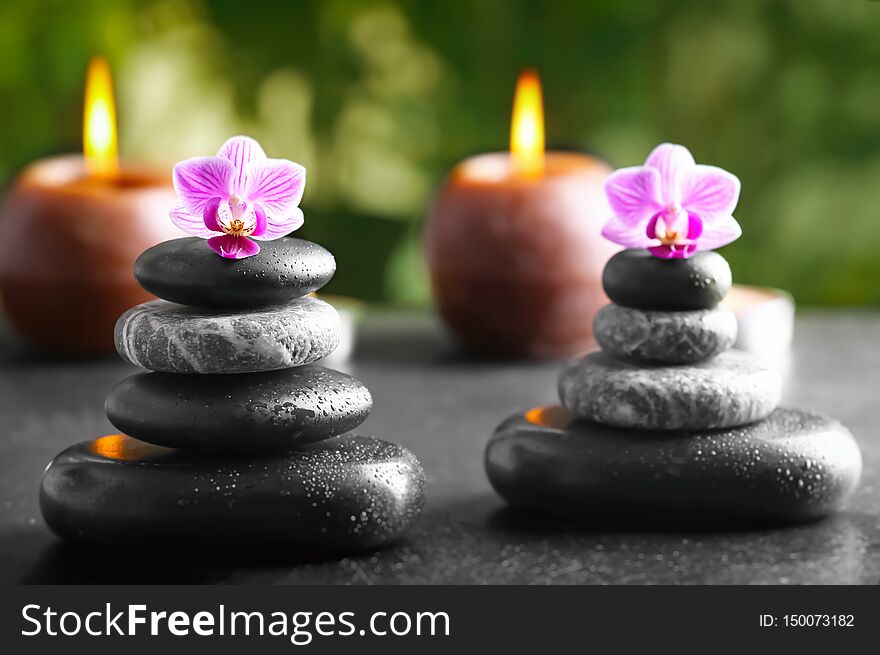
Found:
1,310 -> 878,585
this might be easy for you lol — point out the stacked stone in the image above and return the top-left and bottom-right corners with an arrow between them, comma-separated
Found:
40,237 -> 425,552
485,250 -> 862,525
562,250 -> 778,431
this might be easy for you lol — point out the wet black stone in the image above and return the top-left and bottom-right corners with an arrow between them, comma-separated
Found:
135,237 -> 336,308
485,406 -> 862,525
602,249 -> 732,310
105,366 -> 372,452
40,434 -> 425,552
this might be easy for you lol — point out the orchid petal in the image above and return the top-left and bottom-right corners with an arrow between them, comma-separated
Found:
666,208 -> 690,236
169,202 -> 219,238
601,216 -> 654,249
682,165 -> 741,222
604,166 -> 663,226
695,216 -> 742,251
203,197 -> 223,233
687,213 -> 703,239
644,143 -> 695,205
207,235 -> 261,259
251,205 -> 268,237
648,245 -> 675,259
244,159 -> 306,220
172,156 -> 234,216
251,206 -> 304,240
646,210 -> 688,239
646,213 -> 660,239
648,244 -> 697,259
217,136 -> 267,195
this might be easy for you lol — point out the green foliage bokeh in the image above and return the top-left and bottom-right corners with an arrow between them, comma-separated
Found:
1,0 -> 879,306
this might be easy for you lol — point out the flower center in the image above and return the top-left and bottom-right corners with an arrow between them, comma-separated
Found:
655,222 -> 681,245
653,206 -> 687,245
218,196 -> 256,237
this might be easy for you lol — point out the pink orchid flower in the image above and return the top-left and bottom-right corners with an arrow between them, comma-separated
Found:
601,143 -> 741,259
170,136 -> 306,259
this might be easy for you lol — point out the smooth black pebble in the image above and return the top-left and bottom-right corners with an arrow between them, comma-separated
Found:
105,365 -> 372,452
603,249 -> 732,310
40,434 -> 425,552
485,406 -> 861,525
135,236 -> 336,308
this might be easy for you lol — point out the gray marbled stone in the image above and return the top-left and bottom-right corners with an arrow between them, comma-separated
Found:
40,434 -> 426,552
115,297 -> 340,374
559,350 -> 781,430
485,406 -> 862,524
105,365 -> 372,452
594,303 -> 737,364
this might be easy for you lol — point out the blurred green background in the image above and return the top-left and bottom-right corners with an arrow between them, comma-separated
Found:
1,0 -> 879,306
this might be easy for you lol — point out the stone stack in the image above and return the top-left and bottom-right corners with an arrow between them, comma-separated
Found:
485,249 -> 862,525
41,237 -> 425,552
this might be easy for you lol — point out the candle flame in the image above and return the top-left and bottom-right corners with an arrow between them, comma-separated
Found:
83,56 -> 119,178
510,69 -> 545,178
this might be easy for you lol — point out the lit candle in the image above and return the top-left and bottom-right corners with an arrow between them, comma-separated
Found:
0,57 -> 181,354
425,70 -> 618,358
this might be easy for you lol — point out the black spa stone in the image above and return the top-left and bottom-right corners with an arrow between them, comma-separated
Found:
135,237 -> 336,309
105,366 -> 372,452
602,249 -> 732,310
484,406 -> 862,525
40,434 -> 425,552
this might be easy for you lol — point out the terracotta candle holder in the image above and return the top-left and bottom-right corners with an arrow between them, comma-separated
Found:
425,151 -> 617,359
425,70 -> 617,359
0,155 -> 180,354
